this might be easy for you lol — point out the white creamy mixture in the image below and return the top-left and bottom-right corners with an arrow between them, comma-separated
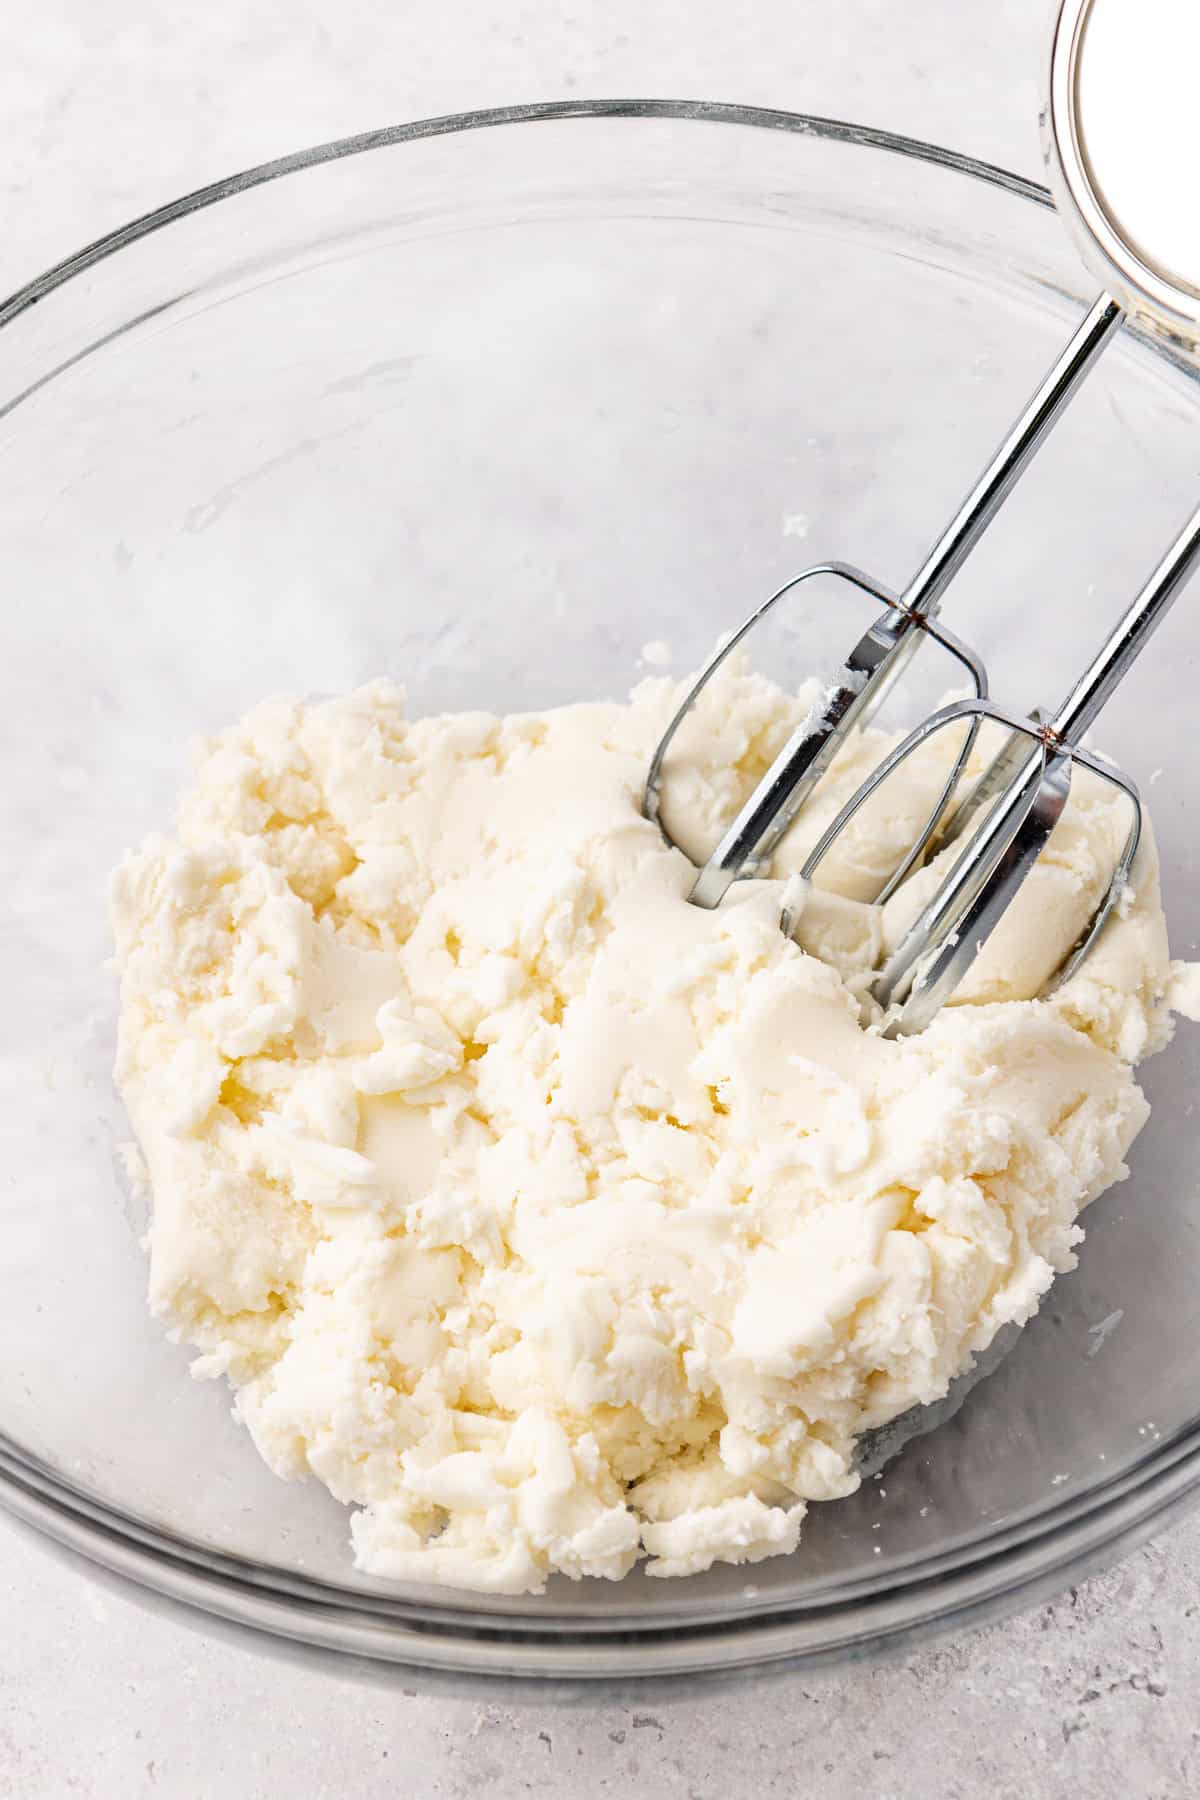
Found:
111,662 -> 1187,1594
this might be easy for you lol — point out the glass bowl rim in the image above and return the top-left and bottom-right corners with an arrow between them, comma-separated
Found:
0,97 -> 1053,327
3,97 -> 1197,1680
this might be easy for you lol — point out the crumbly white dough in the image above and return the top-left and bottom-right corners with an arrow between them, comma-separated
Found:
111,662 -> 1184,1594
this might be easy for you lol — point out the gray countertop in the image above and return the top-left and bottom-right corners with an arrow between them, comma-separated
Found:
4,3 -> 1199,1794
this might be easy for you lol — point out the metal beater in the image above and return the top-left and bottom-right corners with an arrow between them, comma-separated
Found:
645,0 -> 1200,1034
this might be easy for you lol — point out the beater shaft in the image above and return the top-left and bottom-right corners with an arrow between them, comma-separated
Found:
873,500 -> 1200,1031
680,295 -> 1123,909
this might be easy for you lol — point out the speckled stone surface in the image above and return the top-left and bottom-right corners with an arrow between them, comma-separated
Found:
3,3 -> 1200,1795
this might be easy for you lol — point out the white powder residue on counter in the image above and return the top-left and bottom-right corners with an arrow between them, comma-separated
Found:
110,659 -> 1186,1595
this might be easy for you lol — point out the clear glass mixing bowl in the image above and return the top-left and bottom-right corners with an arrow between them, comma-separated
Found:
3,101 -> 1200,1686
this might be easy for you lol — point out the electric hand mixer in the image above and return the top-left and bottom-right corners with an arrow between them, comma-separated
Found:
645,0 -> 1200,1035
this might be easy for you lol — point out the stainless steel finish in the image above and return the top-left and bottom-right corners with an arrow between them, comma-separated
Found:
1045,0 -> 1200,350
647,567 -> 989,913
819,504 -> 1200,1034
1049,507 -> 1200,741
923,705 -> 1049,863
644,0 -> 1200,1026
874,743 -> 1075,1033
643,561 -> 899,850
897,295 -> 1122,618
646,296 -> 1121,908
